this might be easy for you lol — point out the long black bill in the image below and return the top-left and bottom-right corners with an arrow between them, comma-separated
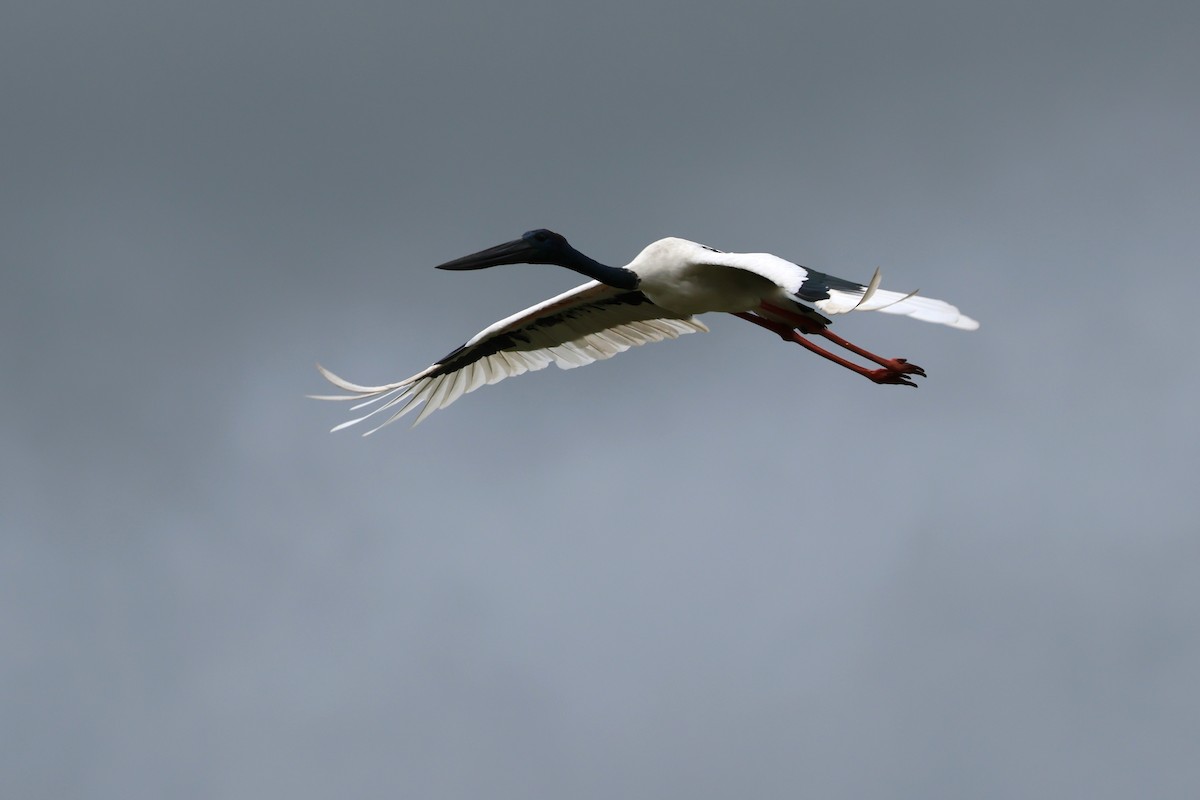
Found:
435,238 -> 539,271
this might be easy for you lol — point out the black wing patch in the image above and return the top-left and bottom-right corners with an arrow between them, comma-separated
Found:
428,291 -> 656,378
793,268 -> 866,303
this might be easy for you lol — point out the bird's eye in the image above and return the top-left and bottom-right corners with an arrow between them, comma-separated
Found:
524,229 -> 553,244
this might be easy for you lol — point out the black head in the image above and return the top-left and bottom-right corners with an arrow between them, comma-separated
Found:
435,229 -> 577,271
434,229 -> 640,291
513,229 -> 580,264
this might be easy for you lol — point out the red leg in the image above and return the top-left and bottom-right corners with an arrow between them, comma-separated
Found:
814,327 -> 925,377
733,312 -> 919,387
757,303 -> 926,378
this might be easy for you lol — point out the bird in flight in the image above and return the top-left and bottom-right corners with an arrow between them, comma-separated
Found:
313,229 -> 978,432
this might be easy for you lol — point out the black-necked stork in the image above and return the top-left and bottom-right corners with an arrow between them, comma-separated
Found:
313,229 -> 978,432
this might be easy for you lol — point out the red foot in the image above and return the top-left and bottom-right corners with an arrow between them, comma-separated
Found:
866,368 -> 920,387
865,359 -> 925,387
880,358 -> 926,378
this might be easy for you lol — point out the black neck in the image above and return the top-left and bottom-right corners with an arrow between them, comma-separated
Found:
561,250 -> 640,291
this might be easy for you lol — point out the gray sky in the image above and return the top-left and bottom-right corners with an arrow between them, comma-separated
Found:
4,1 -> 1199,797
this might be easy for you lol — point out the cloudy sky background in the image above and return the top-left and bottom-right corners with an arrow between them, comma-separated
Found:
5,1 -> 1199,797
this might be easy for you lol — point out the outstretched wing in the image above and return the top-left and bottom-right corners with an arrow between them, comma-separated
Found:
696,249 -> 979,331
312,281 -> 708,432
